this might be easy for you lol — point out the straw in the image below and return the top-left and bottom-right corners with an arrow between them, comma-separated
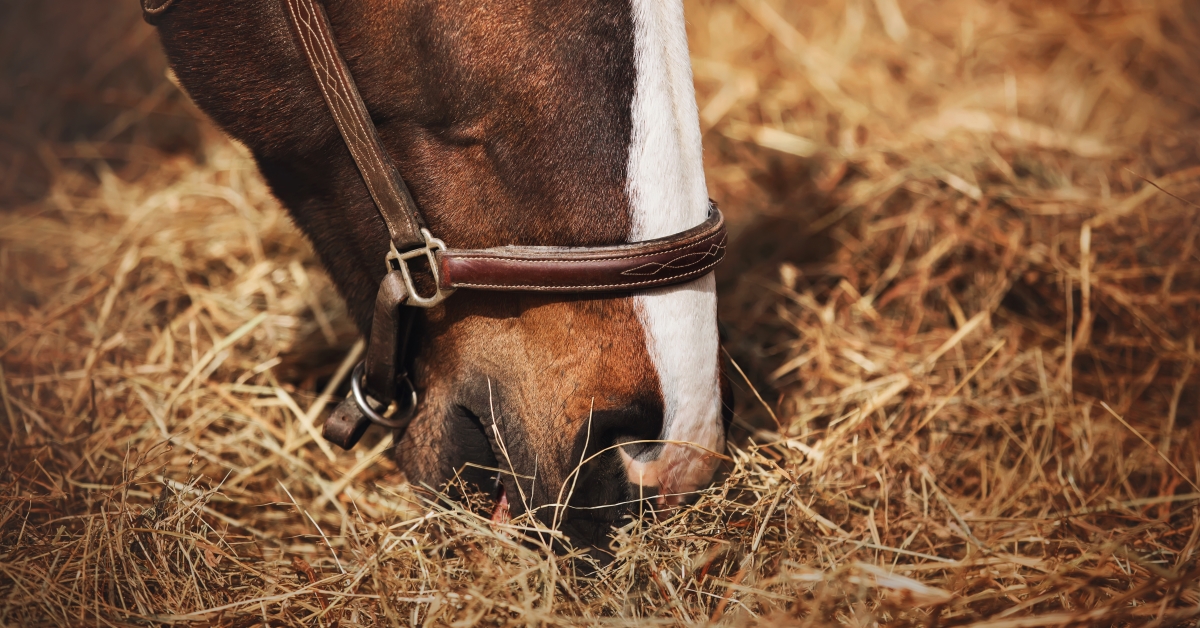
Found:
3,0 -> 1200,624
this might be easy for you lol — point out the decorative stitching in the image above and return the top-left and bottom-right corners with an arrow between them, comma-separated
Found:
449,257 -> 724,291
444,231 -> 725,265
620,240 -> 726,276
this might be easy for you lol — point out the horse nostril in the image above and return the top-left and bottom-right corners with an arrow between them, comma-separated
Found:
615,434 -> 662,462
580,403 -> 664,463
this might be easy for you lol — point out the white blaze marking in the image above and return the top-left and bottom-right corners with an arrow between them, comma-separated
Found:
625,0 -> 723,500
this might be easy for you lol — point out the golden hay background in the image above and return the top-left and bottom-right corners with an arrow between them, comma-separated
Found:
3,0 -> 1200,625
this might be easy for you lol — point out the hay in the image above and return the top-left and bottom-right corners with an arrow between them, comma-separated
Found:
3,0 -> 1200,625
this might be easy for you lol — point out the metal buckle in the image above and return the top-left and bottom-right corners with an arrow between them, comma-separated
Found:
386,228 -> 454,308
350,362 -> 417,429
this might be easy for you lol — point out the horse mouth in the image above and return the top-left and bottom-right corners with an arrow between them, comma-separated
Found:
490,483 -> 510,523
452,406 -> 676,541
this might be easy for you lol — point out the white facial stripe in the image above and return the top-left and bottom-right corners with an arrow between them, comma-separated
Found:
625,0 -> 723,498
627,0 -> 709,241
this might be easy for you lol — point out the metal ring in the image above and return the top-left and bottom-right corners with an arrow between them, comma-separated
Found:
350,363 -> 418,429
141,0 -> 179,23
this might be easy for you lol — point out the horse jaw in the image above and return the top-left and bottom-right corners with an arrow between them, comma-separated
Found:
624,0 -> 724,504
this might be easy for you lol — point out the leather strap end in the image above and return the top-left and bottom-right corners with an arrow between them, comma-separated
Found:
323,397 -> 372,450
363,271 -> 410,403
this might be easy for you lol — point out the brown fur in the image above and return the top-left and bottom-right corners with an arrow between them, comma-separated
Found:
149,0 -> 717,543
412,294 -> 661,541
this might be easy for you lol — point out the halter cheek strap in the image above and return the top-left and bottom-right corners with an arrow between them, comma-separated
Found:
281,0 -> 428,252
277,0 -> 729,449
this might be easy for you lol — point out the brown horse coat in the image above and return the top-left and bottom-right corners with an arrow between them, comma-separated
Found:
149,0 -> 728,545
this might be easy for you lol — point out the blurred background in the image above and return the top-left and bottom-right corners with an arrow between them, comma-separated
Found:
3,0 -> 1200,624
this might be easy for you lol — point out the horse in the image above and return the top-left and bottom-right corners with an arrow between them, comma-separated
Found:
143,0 -> 731,547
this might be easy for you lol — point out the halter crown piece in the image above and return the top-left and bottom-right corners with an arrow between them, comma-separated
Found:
279,0 -> 728,448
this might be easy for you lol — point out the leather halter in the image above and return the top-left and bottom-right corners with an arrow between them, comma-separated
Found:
277,0 -> 728,448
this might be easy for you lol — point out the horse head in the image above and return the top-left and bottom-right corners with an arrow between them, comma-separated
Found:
148,0 -> 730,547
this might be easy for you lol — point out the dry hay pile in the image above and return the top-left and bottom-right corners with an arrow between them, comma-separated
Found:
3,0 -> 1200,625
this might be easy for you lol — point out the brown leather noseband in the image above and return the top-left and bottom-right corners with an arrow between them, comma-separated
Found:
279,0 -> 728,449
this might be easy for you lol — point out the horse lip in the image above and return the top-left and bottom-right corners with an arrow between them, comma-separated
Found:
490,483 -> 510,523
621,452 -> 663,487
619,441 -> 722,505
